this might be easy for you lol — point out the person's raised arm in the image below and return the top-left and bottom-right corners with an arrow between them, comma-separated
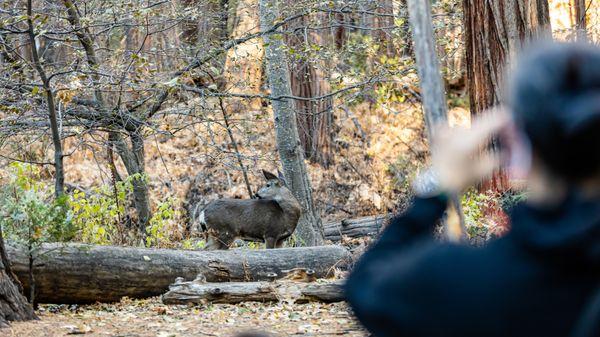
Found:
345,111 -> 511,337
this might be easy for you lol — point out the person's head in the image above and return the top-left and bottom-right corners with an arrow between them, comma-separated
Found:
508,42 -> 600,199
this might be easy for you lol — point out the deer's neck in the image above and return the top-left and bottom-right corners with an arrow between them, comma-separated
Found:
273,196 -> 302,220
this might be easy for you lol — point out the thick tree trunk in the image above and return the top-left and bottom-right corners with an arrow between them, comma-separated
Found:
286,13 -> 333,167
573,0 -> 587,41
398,0 -> 413,57
285,9 -> 334,168
6,243 -> 350,304
259,0 -> 324,246
180,0 -> 226,47
223,0 -> 265,111
0,229 -> 36,327
162,279 -> 345,305
0,269 -> 36,327
371,0 -> 396,57
463,0 -> 551,192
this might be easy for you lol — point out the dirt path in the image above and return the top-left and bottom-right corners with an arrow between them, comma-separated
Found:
3,297 -> 367,337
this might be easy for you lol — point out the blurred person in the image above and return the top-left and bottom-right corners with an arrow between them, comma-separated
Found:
345,42 -> 600,337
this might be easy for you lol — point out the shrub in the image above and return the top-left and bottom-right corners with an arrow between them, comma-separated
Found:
461,189 -> 512,241
69,175 -> 137,245
145,197 -> 179,247
0,162 -> 74,247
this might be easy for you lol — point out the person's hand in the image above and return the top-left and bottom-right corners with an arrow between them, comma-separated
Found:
429,109 -> 511,193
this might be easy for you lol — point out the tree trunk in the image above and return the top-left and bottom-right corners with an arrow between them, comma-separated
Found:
6,243 -> 350,304
573,0 -> 587,41
463,0 -> 551,192
371,0 -> 396,57
398,0 -> 413,57
162,279 -> 345,305
223,0 -> 265,111
180,0 -> 225,47
0,228 -> 36,327
259,0 -> 324,246
285,9 -> 334,167
407,0 -> 467,242
111,131 -> 151,228
27,0 -> 64,198
63,0 -> 152,229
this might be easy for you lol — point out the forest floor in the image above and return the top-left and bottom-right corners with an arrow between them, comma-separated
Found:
3,297 -> 367,337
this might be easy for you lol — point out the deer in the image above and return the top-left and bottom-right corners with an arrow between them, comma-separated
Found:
192,170 -> 302,250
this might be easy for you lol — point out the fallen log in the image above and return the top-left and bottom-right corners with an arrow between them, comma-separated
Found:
324,214 -> 389,242
162,277 -> 345,305
6,243 -> 351,304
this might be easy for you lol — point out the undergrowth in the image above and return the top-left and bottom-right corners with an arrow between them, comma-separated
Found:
0,163 -> 183,248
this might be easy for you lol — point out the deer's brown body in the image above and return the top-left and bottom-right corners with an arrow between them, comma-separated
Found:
193,171 -> 302,250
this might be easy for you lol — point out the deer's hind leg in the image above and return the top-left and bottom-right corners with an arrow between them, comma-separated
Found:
205,230 -> 234,250
265,237 -> 277,249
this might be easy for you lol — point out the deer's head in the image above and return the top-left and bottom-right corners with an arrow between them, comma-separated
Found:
256,170 -> 290,200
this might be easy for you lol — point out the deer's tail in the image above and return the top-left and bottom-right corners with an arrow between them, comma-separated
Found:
197,208 -> 208,232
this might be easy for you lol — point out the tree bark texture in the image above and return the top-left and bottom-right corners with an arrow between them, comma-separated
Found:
223,0 -> 265,111
398,0 -> 413,57
463,0 -> 551,192
180,0 -> 227,47
110,131 -> 151,229
573,0 -> 588,41
408,0 -> 467,241
162,279 -> 345,305
259,0 -> 324,246
371,0 -> 396,58
0,229 -> 36,327
323,214 -> 388,242
285,9 -> 334,168
407,0 -> 449,138
6,243 -> 350,304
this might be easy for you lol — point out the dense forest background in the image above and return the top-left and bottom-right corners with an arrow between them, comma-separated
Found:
0,0 -> 598,249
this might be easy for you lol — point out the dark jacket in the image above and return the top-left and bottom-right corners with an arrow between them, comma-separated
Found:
345,193 -> 600,337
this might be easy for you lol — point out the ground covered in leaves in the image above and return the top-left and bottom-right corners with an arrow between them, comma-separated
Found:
3,297 -> 367,337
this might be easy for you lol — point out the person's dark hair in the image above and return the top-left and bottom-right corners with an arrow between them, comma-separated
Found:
509,42 -> 600,182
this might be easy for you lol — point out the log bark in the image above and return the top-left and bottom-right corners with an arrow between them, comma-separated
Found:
6,243 -> 350,304
323,215 -> 388,242
162,279 -> 345,305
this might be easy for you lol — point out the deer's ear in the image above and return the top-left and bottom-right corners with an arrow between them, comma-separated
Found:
262,169 -> 278,181
277,170 -> 289,187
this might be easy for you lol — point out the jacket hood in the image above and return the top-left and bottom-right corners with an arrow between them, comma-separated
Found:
510,191 -> 600,267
